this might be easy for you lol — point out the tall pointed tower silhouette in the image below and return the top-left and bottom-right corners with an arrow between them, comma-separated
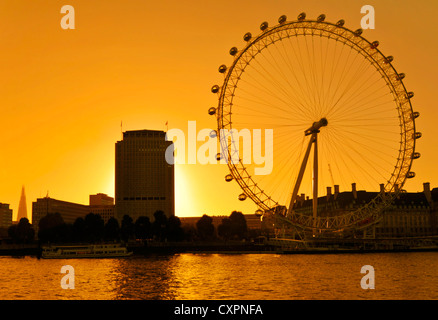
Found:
17,185 -> 28,222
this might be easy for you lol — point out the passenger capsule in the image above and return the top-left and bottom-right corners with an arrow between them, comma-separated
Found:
412,152 -> 421,159
407,172 -> 416,179
385,56 -> 394,63
243,32 -> 252,41
260,21 -> 269,31
297,12 -> 306,21
278,15 -> 287,24
407,92 -> 414,99
208,107 -> 216,115
397,73 -> 406,80
218,64 -> 227,73
238,193 -> 247,201
216,153 -> 222,161
211,85 -> 220,93
225,174 -> 233,182
255,209 -> 263,217
371,41 -> 379,49
414,132 -> 422,139
354,28 -> 363,36
412,111 -> 420,119
209,130 -> 217,138
229,47 -> 238,56
317,14 -> 326,22
336,19 -> 345,26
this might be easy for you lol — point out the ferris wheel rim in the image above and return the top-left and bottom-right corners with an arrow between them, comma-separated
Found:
213,14 -> 419,232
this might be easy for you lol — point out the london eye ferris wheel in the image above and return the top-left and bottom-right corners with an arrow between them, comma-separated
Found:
208,13 -> 421,236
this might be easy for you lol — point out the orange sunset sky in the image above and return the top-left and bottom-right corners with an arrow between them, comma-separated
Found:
1,0 -> 437,222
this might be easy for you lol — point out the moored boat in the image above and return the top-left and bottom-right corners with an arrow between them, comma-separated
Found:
41,243 -> 133,259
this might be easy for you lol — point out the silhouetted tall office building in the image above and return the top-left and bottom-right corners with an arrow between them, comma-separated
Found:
115,130 -> 174,222
17,185 -> 28,222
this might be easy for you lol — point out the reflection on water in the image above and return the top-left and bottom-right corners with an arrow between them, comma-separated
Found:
0,252 -> 437,300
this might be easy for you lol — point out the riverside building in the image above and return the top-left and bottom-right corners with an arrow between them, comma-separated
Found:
32,193 -> 115,236
0,203 -> 13,228
32,197 -> 89,236
115,129 -> 175,222
289,182 -> 438,238
89,193 -> 115,223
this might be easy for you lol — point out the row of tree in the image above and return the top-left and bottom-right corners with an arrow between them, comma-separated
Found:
195,211 -> 248,240
6,210 -> 250,244
7,218 -> 34,243
36,210 -> 184,244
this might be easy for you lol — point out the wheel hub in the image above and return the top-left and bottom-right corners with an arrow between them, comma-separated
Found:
304,118 -> 328,136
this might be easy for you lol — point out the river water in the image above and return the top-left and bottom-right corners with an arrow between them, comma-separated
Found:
0,252 -> 437,300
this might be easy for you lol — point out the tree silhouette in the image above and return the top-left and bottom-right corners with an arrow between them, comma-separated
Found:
8,218 -> 35,243
84,213 -> 104,243
104,217 -> 120,241
38,212 -> 65,243
229,211 -> 247,239
134,216 -> 151,240
181,224 -> 197,241
167,215 -> 184,241
7,225 -> 16,240
196,214 -> 215,240
120,215 -> 134,242
217,217 -> 232,240
152,210 -> 168,241
73,217 -> 86,242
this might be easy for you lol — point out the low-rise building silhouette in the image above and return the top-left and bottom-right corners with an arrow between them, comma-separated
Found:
290,182 -> 438,238
32,197 -> 90,236
0,203 -> 13,229
32,193 -> 115,236
89,193 -> 115,223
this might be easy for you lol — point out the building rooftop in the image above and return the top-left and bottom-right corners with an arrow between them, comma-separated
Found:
293,183 -> 434,211
122,130 -> 166,138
